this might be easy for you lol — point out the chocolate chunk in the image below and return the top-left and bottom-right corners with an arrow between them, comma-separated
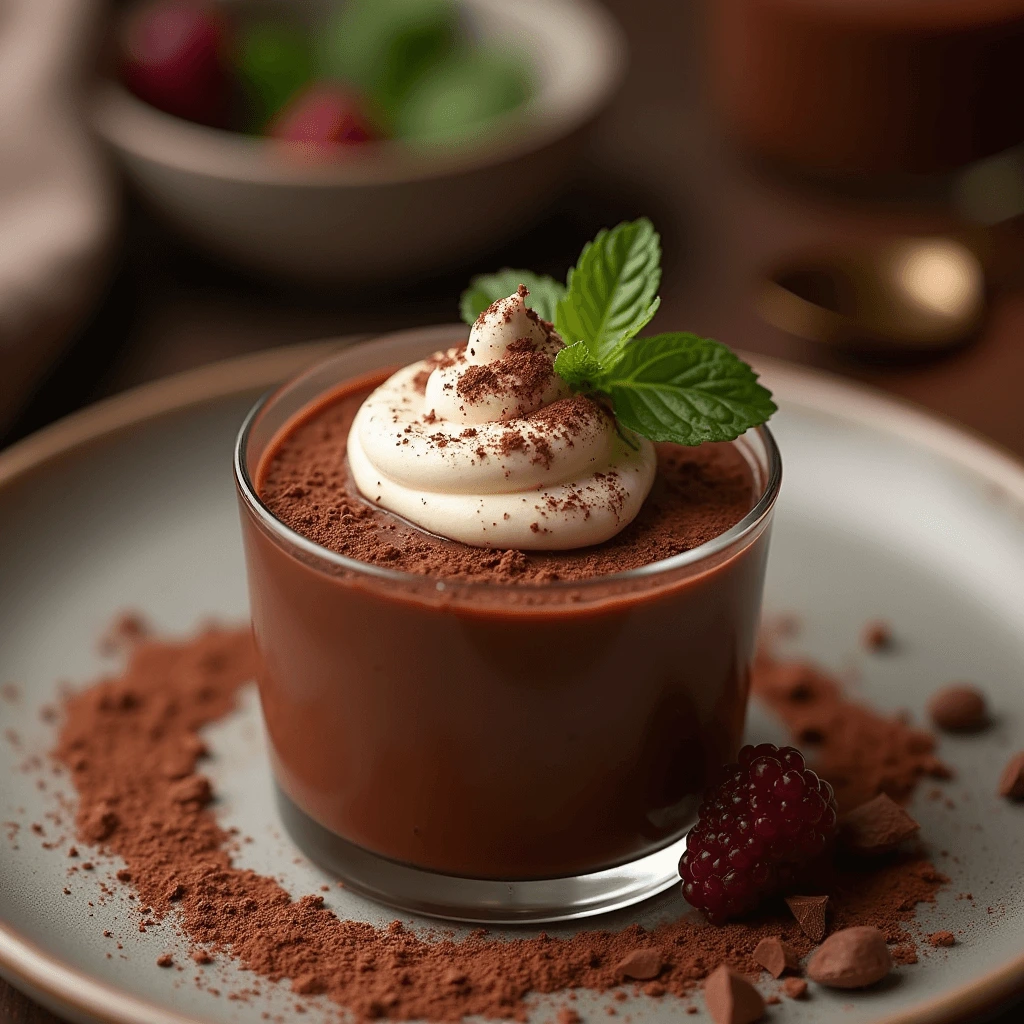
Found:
168,774 -> 212,807
752,937 -> 799,978
614,947 -> 663,981
807,926 -> 892,988
862,621 -> 893,652
928,931 -> 955,948
784,895 -> 828,942
998,751 -> 1024,800
781,977 -> 807,999
928,684 -> 988,732
841,793 -> 919,854
703,965 -> 765,1024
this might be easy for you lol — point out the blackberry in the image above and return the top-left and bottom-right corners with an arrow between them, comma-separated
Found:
679,743 -> 838,924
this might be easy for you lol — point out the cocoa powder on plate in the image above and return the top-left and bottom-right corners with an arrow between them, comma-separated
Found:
51,623 -> 948,1020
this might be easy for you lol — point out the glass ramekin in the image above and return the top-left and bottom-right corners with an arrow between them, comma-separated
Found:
234,325 -> 782,923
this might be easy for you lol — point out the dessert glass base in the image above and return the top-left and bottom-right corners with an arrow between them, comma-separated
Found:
275,782 -> 689,923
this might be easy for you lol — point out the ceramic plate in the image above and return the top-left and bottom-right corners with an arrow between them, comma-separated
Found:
0,336 -> 1022,1024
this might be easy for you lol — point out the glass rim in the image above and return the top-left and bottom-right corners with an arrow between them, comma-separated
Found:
233,339 -> 783,593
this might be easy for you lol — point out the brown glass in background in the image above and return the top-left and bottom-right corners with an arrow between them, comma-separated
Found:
711,0 -> 1024,178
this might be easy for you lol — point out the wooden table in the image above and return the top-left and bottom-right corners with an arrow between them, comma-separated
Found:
2,0 -> 1022,1019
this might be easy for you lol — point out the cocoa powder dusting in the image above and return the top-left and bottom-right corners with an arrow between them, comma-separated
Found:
52,623 -> 947,1020
258,379 -> 759,585
455,341 -> 552,408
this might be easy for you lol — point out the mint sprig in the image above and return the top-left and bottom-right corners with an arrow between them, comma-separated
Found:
459,219 -> 775,445
603,334 -> 777,445
552,341 -> 603,390
556,218 -> 661,362
460,269 -> 565,324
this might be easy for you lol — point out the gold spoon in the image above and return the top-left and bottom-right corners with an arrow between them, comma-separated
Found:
757,146 -> 1024,356
757,236 -> 986,356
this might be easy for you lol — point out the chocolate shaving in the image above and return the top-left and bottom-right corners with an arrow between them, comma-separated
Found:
752,937 -> 799,978
781,977 -> 807,999
614,948 -> 663,981
998,751 -> 1024,800
840,794 -> 920,855
785,895 -> 829,942
703,965 -> 764,1024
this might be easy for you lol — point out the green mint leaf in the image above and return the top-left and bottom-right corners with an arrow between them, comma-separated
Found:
552,342 -> 605,391
459,270 -> 565,325
603,333 -> 777,445
555,218 -> 662,362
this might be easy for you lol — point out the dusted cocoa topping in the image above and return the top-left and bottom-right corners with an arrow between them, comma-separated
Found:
258,375 -> 757,584
928,931 -> 956,948
413,351 -> 460,394
455,339 -> 552,408
48,621 -> 949,1022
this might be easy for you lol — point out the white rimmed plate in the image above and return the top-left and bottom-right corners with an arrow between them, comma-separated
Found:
0,334 -> 1022,1024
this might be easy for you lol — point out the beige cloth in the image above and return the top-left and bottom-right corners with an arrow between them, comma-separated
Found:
0,0 -> 116,431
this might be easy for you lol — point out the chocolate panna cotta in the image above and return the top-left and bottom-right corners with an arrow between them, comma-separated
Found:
236,219 -> 781,898
245,323 -> 773,881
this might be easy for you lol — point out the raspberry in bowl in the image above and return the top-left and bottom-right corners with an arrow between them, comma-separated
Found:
234,221 -> 782,921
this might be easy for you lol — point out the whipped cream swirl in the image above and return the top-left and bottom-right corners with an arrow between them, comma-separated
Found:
347,289 -> 656,550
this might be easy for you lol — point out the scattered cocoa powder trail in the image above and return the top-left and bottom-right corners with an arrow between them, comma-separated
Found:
752,646 -> 952,811
53,626 -> 946,1021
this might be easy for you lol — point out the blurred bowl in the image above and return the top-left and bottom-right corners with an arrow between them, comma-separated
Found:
92,0 -> 626,285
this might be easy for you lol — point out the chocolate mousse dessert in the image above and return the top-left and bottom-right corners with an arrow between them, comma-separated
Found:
236,219 -> 781,917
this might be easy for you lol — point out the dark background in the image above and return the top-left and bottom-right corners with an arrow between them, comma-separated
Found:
5,0 -> 1024,459
1,1 -> 1022,1021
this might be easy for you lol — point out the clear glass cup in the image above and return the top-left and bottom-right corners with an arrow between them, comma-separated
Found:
234,325 -> 782,923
